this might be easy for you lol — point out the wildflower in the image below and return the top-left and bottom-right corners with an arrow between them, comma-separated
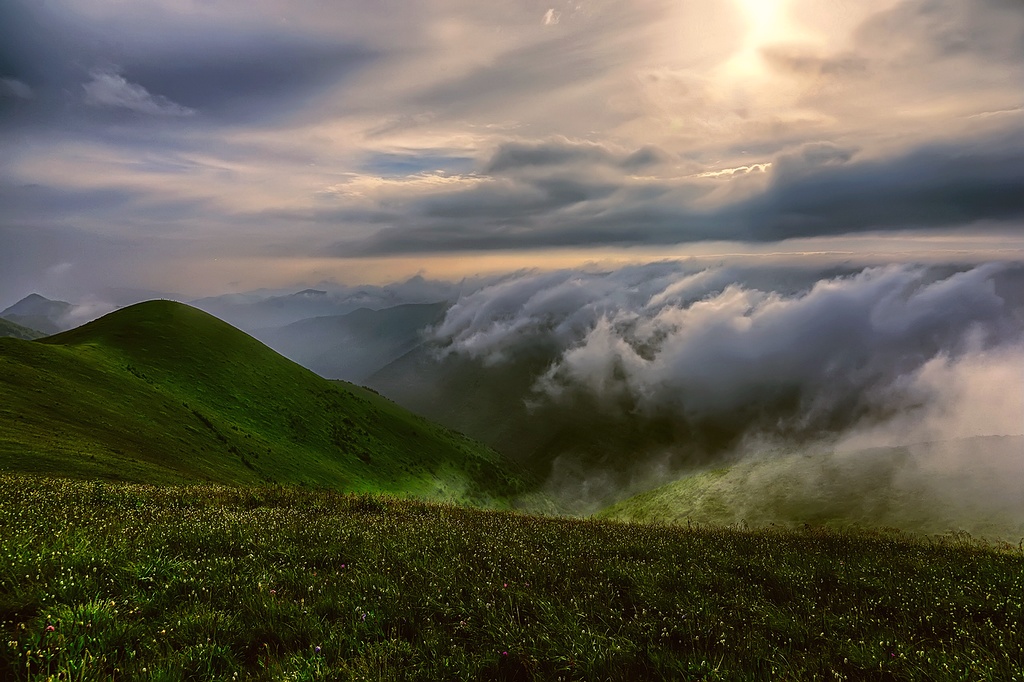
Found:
315,646 -> 321,654
44,626 -> 55,633
502,651 -> 508,656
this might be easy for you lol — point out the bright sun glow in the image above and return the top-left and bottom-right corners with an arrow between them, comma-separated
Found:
728,0 -> 789,76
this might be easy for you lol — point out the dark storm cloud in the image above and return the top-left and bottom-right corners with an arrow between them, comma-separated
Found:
124,39 -> 376,124
360,153 -> 475,177
2,0 -> 1024,297
483,139 -> 668,174
0,0 -> 377,126
736,132 -> 1024,240
334,127 -> 1024,256
423,177 -> 619,220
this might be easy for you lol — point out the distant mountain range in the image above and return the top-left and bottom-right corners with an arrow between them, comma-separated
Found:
189,276 -> 465,329
0,293 -> 74,335
0,300 -> 530,507
256,302 -> 449,382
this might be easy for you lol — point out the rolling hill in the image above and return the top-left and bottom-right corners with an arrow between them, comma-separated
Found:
0,317 -> 44,341
0,300 -> 529,506
598,435 -> 1024,538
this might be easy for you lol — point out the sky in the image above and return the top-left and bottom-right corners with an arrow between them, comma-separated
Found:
2,0 -> 1024,306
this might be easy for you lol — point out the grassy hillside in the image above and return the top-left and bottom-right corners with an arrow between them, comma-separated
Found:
599,436 -> 1024,538
0,318 -> 44,341
2,475 -> 1022,680
0,300 -> 527,506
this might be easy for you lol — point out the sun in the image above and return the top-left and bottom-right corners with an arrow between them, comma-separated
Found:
726,0 -> 792,77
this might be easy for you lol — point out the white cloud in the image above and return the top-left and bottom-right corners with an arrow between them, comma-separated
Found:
837,345 -> 1024,450
0,78 -> 34,99
433,261 -> 1024,444
543,9 -> 560,26
83,69 -> 195,117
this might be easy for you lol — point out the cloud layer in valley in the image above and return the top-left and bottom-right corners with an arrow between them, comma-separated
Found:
396,260 -> 1024,509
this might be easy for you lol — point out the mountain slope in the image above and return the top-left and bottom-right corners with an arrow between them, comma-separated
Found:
0,300 -> 528,505
598,436 -> 1024,537
0,293 -> 72,335
0,318 -> 44,340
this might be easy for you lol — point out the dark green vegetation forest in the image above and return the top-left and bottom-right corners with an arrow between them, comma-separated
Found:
1,301 -> 1022,680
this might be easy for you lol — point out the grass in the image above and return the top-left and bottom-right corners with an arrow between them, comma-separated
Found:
599,438 -> 1024,540
0,300 -> 528,506
2,474 -> 1023,681
0,318 -> 44,341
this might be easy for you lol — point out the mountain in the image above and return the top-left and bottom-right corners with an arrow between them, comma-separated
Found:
0,300 -> 529,506
597,435 -> 1024,537
0,317 -> 45,340
0,293 -> 73,335
192,286 -> 453,331
258,302 -> 448,381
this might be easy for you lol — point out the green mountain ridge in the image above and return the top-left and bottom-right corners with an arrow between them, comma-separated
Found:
0,318 -> 45,341
0,300 -> 529,506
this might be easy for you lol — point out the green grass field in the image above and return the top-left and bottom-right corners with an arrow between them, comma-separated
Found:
0,300 -> 527,506
2,475 -> 1022,680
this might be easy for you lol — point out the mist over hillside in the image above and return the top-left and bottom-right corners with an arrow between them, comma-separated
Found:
5,259 -> 1020,518
369,260 -> 1024,511
257,302 -> 449,382
601,435 -> 1024,537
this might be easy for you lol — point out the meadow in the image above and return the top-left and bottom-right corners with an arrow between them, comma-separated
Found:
2,474 -> 1023,681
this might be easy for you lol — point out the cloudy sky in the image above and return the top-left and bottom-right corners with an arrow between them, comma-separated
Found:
2,0 -> 1023,305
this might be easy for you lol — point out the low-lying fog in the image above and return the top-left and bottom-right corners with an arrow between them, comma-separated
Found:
15,259 -> 1022,524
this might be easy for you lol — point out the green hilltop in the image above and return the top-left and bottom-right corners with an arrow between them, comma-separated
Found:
0,300 -> 528,506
